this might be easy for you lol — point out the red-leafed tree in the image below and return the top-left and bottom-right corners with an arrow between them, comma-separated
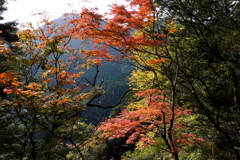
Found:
65,0 -> 165,61
63,0 -> 206,159
97,89 -> 204,159
0,11 -> 130,159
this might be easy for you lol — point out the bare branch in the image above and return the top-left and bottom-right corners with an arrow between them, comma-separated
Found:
86,89 -> 132,109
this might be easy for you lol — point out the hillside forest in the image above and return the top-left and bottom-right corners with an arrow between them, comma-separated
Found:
0,0 -> 240,159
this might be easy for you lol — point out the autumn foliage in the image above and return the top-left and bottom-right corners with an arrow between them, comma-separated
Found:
0,11 -> 106,159
0,0 -> 213,159
65,0 -> 166,61
63,0 -> 207,159
97,89 -> 204,155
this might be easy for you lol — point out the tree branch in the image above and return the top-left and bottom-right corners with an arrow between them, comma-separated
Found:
86,89 -> 132,109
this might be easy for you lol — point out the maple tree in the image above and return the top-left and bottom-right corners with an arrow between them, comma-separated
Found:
0,11 -> 129,159
62,0 -> 207,159
97,89 -> 205,159
78,0 -> 240,159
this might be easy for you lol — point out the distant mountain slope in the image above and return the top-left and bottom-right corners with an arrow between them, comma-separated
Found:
46,15 -> 133,125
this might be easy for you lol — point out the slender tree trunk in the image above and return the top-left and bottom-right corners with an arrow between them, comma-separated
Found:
29,133 -> 36,160
173,151 -> 179,160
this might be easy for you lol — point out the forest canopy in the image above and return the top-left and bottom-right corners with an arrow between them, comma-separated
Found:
0,0 -> 240,159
